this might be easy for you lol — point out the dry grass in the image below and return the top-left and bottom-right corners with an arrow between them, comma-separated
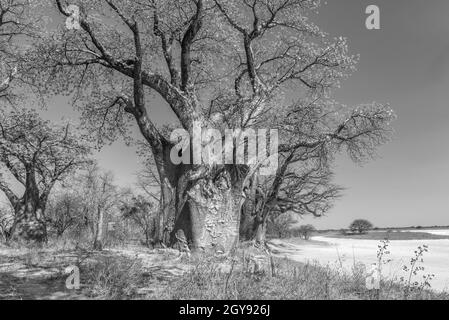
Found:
160,248 -> 449,300
82,256 -> 146,300
2,240 -> 449,300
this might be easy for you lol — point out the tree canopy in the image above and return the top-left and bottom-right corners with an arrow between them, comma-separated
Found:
7,0 -> 395,249
0,108 -> 91,241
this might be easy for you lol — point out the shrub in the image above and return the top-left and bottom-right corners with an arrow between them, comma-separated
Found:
83,256 -> 145,300
267,214 -> 296,239
296,225 -> 316,240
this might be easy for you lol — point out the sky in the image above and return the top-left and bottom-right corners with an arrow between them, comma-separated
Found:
301,0 -> 449,229
2,0 -> 449,230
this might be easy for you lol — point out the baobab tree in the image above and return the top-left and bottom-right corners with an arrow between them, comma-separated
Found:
24,0 -> 394,251
0,108 -> 90,242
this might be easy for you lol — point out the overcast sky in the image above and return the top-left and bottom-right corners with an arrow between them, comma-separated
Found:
3,0 -> 448,230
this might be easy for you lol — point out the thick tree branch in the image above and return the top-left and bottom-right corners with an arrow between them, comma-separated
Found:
54,0 -> 200,131
180,0 -> 203,92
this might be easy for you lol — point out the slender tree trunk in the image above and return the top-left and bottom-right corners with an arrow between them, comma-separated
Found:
93,207 -> 104,251
157,178 -> 176,246
144,230 -> 150,248
254,218 -> 267,244
239,203 -> 255,241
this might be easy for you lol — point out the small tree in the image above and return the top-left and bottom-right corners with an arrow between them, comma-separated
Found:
122,195 -> 157,248
349,219 -> 373,234
46,191 -> 85,238
297,224 -> 316,240
267,214 -> 296,239
83,168 -> 118,251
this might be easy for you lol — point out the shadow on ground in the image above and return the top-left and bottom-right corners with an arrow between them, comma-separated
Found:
0,272 -> 85,300
0,246 -> 190,300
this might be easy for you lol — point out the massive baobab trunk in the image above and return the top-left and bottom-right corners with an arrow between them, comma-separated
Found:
137,118 -> 243,253
182,175 -> 241,252
156,159 -> 243,253
10,166 -> 48,243
12,199 -> 47,243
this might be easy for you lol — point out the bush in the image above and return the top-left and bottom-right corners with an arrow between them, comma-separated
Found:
83,256 -> 145,300
296,225 -> 316,240
349,219 -> 373,234
267,214 -> 296,239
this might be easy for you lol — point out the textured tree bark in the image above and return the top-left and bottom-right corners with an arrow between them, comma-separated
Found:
131,101 -> 246,252
166,169 -> 243,253
150,142 -> 179,247
254,218 -> 267,244
186,178 -> 240,252
11,166 -> 48,243
154,179 -> 176,245
12,200 -> 47,243
239,203 -> 255,241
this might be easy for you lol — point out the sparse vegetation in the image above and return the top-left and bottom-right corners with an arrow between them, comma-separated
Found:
0,0 -> 445,303
2,239 -> 448,300
83,256 -> 145,300
266,214 -> 297,239
163,247 -> 449,300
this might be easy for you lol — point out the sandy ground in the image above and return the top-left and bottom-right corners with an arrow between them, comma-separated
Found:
0,245 -> 191,300
406,229 -> 449,237
2,230 -> 449,298
270,231 -> 449,292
